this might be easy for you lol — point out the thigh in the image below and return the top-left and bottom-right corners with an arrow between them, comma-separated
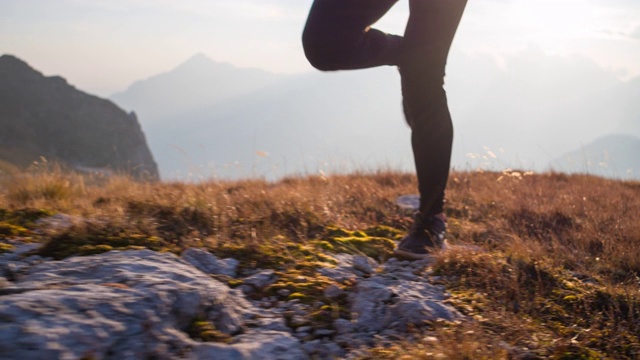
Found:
305,0 -> 398,34
403,0 -> 467,65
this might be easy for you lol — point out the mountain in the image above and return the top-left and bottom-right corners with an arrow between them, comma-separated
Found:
0,54 -> 158,180
614,77 -> 640,137
110,51 -> 640,180
550,134 -> 640,179
111,53 -> 282,121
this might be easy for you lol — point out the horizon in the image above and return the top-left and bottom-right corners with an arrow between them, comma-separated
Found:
2,0 -> 640,96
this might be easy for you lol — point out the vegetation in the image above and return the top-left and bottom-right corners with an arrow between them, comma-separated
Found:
1,166 -> 639,358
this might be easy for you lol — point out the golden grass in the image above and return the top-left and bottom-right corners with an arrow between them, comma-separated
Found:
1,168 -> 639,358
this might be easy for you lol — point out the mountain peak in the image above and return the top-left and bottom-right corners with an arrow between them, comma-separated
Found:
173,53 -> 231,73
0,54 -> 41,77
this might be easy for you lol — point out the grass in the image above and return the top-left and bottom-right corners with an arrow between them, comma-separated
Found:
1,167 -> 639,358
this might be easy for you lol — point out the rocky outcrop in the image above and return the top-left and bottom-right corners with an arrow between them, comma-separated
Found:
0,54 -> 158,180
0,249 -> 305,359
0,247 -> 461,359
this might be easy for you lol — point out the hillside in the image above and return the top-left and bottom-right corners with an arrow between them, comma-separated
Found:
0,54 -> 159,180
1,169 -> 639,358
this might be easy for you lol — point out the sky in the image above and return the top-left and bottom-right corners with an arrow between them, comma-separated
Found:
1,0 -> 640,96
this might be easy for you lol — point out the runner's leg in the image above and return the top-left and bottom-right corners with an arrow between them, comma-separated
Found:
400,0 -> 467,216
302,0 -> 401,71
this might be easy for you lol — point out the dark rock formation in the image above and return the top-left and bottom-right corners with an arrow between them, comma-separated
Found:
0,54 -> 158,180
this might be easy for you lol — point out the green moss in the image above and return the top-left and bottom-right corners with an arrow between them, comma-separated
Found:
0,208 -> 54,230
315,241 -> 334,251
227,279 -> 244,288
324,226 -> 353,238
267,270 -> 338,300
36,223 -> 168,260
363,225 -> 405,240
0,243 -> 15,253
77,244 -> 114,256
0,222 -> 29,238
324,236 -> 396,259
186,319 -> 232,343
317,226 -> 400,259
288,292 -> 308,300
214,239 -> 336,272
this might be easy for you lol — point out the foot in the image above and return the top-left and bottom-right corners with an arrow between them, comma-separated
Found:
394,212 -> 446,260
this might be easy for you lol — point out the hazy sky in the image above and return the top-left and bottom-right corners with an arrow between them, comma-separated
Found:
2,0 -> 640,96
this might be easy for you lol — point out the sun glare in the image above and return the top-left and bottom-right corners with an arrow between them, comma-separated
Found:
510,0 -> 594,46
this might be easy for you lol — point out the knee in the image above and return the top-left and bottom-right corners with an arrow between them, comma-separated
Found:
302,29 -> 345,71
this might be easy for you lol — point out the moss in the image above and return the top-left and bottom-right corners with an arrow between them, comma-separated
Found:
77,244 -> 114,256
363,225 -> 405,240
288,292 -> 308,300
186,319 -> 232,343
214,239 -> 336,272
316,226 -> 400,259
0,243 -> 15,253
324,226 -> 352,238
36,222 -> 168,260
267,270 -> 338,301
323,236 -> 395,259
315,241 -> 334,251
0,222 -> 29,238
0,208 -> 54,230
227,279 -> 244,288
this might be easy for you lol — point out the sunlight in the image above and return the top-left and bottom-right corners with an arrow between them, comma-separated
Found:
510,0 -> 594,47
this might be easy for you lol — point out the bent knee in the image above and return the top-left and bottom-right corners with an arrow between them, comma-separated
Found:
302,31 -> 346,71
304,51 -> 343,72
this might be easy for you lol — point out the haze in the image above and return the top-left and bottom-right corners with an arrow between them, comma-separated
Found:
2,0 -> 640,180
2,0 -> 639,95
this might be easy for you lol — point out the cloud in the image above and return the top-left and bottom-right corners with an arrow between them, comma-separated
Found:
631,25 -> 640,40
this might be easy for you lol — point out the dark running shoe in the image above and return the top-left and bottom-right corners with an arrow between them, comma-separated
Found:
394,213 -> 446,260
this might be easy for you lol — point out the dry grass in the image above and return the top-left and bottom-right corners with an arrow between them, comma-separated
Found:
1,168 -> 639,358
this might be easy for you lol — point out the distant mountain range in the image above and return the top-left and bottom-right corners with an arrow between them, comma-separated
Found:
110,52 -> 640,180
551,134 -> 640,179
0,55 -> 158,180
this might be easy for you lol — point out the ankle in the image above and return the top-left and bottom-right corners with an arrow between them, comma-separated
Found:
434,213 -> 447,222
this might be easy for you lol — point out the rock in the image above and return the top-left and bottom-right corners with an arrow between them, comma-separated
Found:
348,277 -> 461,333
333,319 -> 353,335
244,269 -> 278,290
195,330 -> 308,360
35,214 -> 77,234
0,55 -> 159,180
277,289 -> 291,297
352,255 -> 377,275
296,326 -> 312,333
323,284 -> 344,299
318,254 -> 359,282
317,267 -> 357,283
229,331 -> 308,359
314,329 -> 335,337
290,315 -> 310,328
302,339 -> 346,359
181,248 -> 239,277
0,249 -> 301,359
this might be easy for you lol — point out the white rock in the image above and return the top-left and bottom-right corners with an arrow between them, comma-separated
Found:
181,248 -> 239,277
0,250 -> 303,360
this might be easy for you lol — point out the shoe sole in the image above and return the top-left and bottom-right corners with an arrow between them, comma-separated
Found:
393,247 -> 433,260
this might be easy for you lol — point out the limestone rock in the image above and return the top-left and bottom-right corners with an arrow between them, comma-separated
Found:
243,269 -> 278,290
181,247 -> 239,277
352,255 -> 377,275
0,249 -> 303,359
